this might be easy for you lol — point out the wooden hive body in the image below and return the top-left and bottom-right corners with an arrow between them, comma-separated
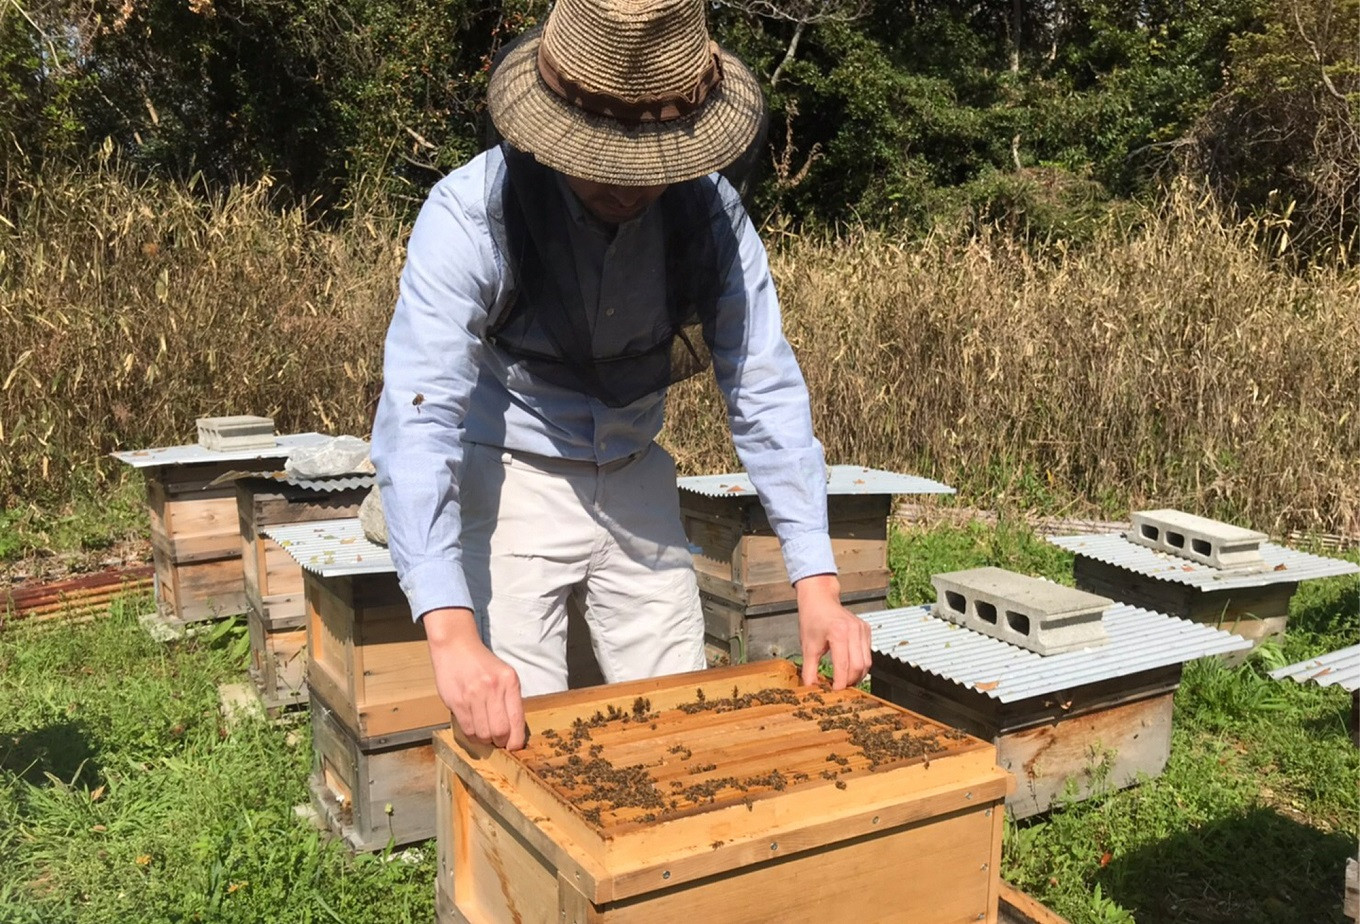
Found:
682,492 -> 892,663
436,661 -> 1011,923
309,687 -> 440,852
304,569 -> 444,740
1072,555 -> 1294,652
236,479 -> 368,710
871,660 -> 1180,819
145,458 -> 290,624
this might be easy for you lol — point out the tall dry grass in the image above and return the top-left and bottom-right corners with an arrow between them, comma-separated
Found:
0,158 -> 402,501
666,188 -> 1360,535
2,163 -> 1357,535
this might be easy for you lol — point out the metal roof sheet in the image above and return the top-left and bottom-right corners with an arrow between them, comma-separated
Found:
1048,533 -> 1358,589
245,471 -> 375,493
869,602 -> 1251,703
1270,644 -> 1360,693
263,518 -> 395,577
280,473 -> 374,493
678,465 -> 954,498
111,432 -> 331,468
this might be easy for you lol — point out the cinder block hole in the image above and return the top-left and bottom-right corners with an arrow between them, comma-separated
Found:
1167,531 -> 1186,549
1139,524 -> 1160,541
1192,538 -> 1212,556
977,601 -> 998,625
944,590 -> 967,615
1006,610 -> 1030,635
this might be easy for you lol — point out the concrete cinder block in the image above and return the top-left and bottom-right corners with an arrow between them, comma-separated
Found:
931,567 -> 1111,655
196,415 -> 277,451
1127,509 -> 1266,570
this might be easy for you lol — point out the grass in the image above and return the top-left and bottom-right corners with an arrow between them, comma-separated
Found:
889,521 -> 1360,923
0,477 -> 146,571
3,519 -> 1355,922
0,596 -> 436,923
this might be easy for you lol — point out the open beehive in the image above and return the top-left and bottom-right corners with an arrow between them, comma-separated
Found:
435,660 -> 1011,924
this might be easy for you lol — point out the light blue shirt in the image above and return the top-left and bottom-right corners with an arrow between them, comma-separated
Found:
371,147 -> 834,620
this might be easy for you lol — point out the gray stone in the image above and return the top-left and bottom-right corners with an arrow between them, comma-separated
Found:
1127,508 -> 1266,570
196,415 -> 276,450
931,567 -> 1111,655
359,487 -> 387,546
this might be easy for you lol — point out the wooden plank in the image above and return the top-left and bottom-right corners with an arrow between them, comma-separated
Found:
162,556 -> 248,622
998,882 -> 1072,924
696,567 -> 892,610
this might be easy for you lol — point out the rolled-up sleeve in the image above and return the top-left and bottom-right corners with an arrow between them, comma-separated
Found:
370,166 -> 500,620
708,197 -> 835,584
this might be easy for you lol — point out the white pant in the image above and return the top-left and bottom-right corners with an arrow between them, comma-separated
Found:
459,441 -> 707,696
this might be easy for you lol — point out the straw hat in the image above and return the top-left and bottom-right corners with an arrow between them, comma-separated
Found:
487,0 -> 765,186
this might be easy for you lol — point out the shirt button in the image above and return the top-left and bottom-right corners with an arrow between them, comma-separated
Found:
604,308 -> 615,317
598,441 -> 607,452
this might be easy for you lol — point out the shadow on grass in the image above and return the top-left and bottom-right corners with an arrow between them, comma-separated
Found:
0,720 -> 103,789
1103,805 -> 1354,923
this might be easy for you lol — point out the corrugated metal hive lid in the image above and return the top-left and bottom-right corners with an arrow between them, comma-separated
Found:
678,465 -> 954,498
111,432 -> 331,468
869,602 -> 1251,703
1049,533 -> 1359,589
263,518 -> 394,577
1270,644 -> 1360,693
250,471 -> 375,493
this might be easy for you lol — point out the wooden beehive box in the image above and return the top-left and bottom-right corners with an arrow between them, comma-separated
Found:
309,687 -> 440,851
682,490 -> 892,609
237,477 -> 370,710
869,598 -> 1251,818
435,660 -> 1011,924
113,433 -> 327,626
147,458 -> 267,624
681,467 -> 954,665
304,569 -> 445,740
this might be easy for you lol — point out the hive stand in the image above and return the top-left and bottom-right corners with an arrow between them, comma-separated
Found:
435,660 -> 1011,924
679,466 -> 954,664
112,433 -> 329,628
1051,510 -> 1360,653
869,571 -> 1250,818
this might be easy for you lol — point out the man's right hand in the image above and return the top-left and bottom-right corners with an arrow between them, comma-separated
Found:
421,607 -> 526,750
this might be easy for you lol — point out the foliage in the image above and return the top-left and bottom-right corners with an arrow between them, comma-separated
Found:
1188,0 -> 1360,254
6,0 -> 1356,245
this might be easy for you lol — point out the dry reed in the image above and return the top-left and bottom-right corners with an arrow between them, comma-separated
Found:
2,163 -> 1357,535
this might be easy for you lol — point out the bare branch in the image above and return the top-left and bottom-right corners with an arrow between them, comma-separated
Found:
769,20 -> 805,88
1292,1 -> 1349,103
711,0 -> 870,26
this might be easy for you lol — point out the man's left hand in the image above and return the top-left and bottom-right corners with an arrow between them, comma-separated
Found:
795,573 -> 873,689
